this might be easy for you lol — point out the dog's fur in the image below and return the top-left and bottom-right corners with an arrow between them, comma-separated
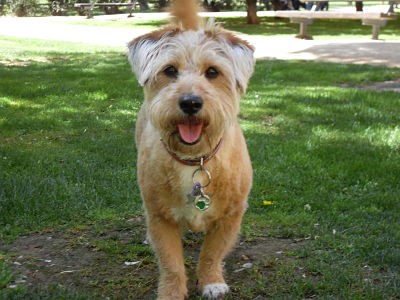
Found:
128,1 -> 255,298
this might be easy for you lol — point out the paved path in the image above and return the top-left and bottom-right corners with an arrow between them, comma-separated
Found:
0,10 -> 399,68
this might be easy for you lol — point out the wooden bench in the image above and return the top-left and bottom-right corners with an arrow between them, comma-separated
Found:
74,1 -> 137,18
273,1 -> 399,40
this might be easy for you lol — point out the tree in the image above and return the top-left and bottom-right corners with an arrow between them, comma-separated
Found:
270,0 -> 286,10
355,1 -> 363,11
246,0 -> 259,24
138,0 -> 149,11
158,0 -> 168,10
7,0 -> 38,16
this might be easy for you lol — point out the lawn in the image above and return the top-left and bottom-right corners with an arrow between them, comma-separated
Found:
0,33 -> 400,299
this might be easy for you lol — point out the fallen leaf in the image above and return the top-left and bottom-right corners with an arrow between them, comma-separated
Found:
241,255 -> 249,261
263,200 -> 273,206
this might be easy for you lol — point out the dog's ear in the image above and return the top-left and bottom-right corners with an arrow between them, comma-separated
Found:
128,28 -> 179,86
223,32 -> 255,94
127,34 -> 153,86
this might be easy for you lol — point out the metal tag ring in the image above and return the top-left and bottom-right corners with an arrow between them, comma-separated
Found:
192,167 -> 211,188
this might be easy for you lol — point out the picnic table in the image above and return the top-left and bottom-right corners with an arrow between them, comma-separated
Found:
272,0 -> 399,39
74,0 -> 137,18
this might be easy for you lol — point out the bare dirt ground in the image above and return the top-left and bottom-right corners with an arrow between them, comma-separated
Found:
0,217 -> 305,299
361,79 -> 400,92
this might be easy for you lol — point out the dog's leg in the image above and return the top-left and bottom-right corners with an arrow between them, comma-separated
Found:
196,210 -> 244,299
147,215 -> 187,300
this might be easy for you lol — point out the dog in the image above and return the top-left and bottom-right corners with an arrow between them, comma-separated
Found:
128,0 -> 255,298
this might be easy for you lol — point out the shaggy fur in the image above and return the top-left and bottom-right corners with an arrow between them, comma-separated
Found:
128,0 -> 255,298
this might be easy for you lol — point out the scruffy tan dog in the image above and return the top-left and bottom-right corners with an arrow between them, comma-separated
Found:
128,0 -> 254,298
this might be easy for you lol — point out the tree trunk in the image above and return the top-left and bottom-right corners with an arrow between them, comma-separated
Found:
246,0 -> 259,24
355,1 -> 363,11
138,0 -> 149,11
158,0 -> 168,9
270,0 -> 286,10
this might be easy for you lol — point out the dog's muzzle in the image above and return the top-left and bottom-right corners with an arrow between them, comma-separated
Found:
176,93 -> 204,145
179,93 -> 203,115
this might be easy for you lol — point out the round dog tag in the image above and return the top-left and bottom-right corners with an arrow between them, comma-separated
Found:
194,194 -> 211,211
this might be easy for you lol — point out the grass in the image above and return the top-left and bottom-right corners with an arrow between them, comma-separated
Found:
0,36 -> 138,239
0,33 -> 400,299
241,61 -> 400,298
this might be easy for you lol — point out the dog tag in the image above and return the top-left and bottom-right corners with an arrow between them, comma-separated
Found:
186,181 -> 202,205
191,181 -> 202,197
188,160 -> 212,211
194,194 -> 211,211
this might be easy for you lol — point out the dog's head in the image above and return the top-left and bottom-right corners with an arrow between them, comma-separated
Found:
128,0 -> 254,157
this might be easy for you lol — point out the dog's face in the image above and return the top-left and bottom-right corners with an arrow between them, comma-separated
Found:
128,25 -> 254,157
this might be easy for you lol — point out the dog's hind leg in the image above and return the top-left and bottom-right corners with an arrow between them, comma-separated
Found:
147,215 -> 187,300
196,209 -> 244,299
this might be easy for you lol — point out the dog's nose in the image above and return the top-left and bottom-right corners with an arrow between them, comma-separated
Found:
179,94 -> 203,115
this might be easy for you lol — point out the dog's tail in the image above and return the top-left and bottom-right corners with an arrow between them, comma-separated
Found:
170,0 -> 202,30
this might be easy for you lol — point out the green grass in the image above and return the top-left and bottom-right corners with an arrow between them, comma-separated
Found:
1,35 -> 400,298
0,36 -> 138,239
241,61 -> 400,297
0,260 -> 13,289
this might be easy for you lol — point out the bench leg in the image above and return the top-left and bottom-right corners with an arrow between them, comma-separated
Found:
387,2 -> 395,13
84,6 -> 94,19
362,19 -> 387,40
290,18 -> 314,40
127,0 -> 136,17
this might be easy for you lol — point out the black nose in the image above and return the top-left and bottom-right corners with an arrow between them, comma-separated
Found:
179,94 -> 203,115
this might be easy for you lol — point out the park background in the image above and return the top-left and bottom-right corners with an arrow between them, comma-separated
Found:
0,0 -> 400,299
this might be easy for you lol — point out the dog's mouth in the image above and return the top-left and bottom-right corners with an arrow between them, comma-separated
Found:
176,117 -> 204,145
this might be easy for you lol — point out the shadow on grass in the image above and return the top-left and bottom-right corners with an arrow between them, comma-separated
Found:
243,60 -> 399,272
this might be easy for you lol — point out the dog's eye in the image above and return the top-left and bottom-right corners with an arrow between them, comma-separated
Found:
205,67 -> 219,79
163,65 -> 178,78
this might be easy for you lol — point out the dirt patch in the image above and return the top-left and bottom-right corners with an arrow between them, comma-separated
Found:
342,79 -> 400,93
0,219 -> 305,299
362,79 -> 400,93
0,57 -> 71,67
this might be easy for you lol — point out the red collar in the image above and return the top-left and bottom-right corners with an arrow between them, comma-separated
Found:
160,138 -> 223,166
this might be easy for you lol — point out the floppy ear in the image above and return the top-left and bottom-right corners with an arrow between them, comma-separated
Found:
127,33 -> 163,87
230,42 -> 255,94
216,27 -> 255,93
127,28 -> 179,86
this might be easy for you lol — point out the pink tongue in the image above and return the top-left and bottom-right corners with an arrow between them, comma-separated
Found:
177,119 -> 203,144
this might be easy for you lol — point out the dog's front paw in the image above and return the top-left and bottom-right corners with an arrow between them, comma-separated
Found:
202,283 -> 229,299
